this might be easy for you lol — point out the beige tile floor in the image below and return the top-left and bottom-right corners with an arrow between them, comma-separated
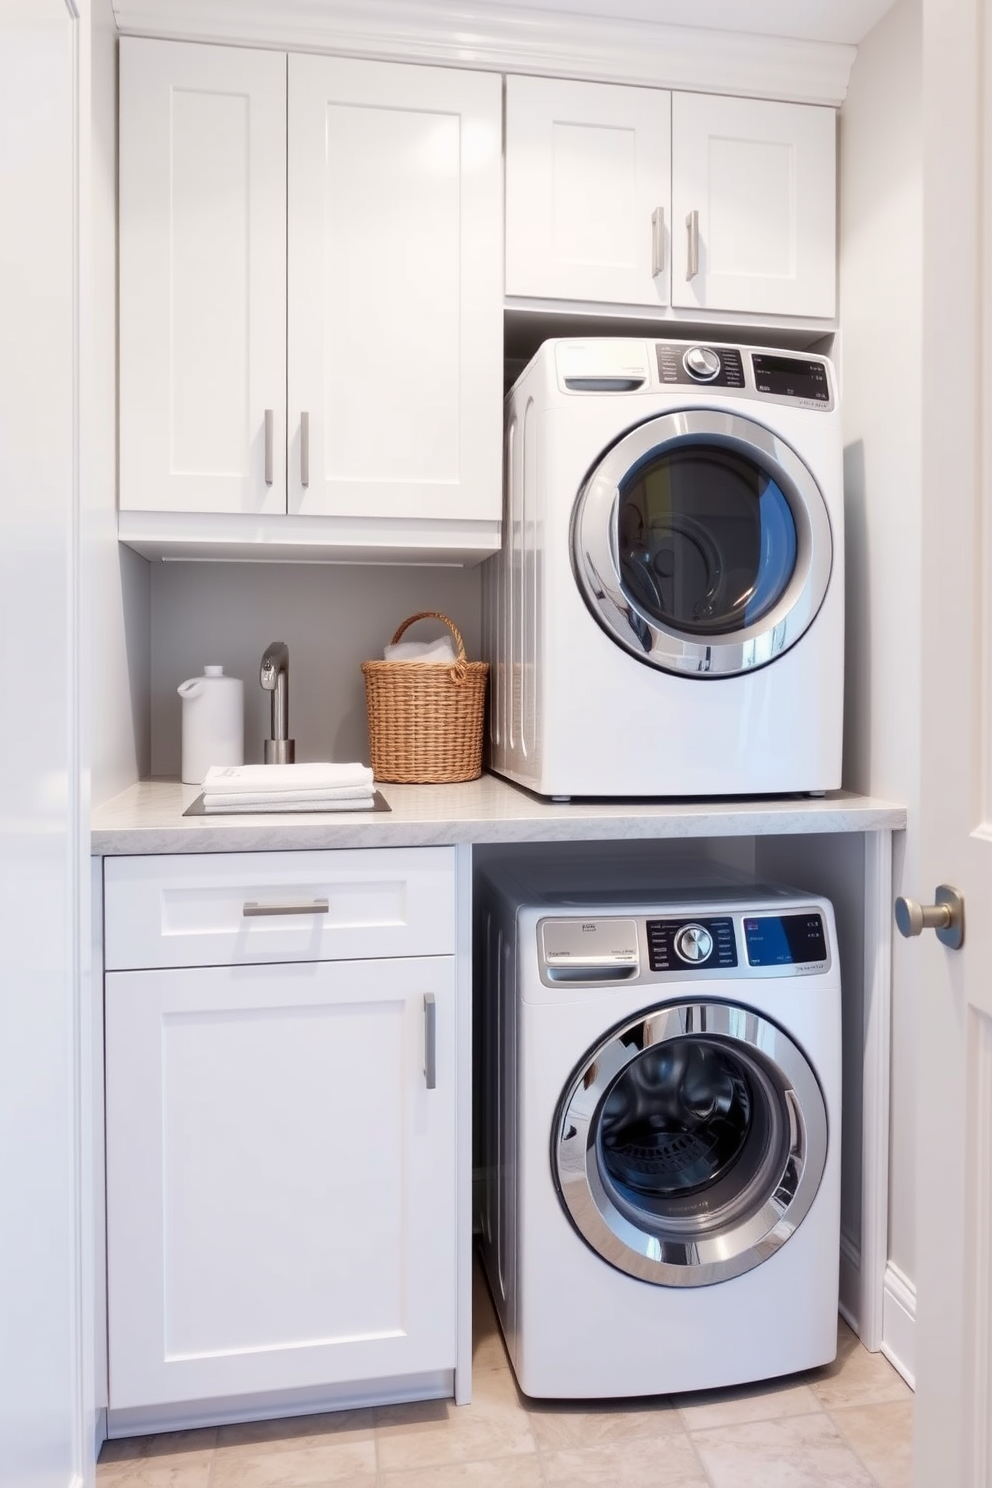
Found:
97,1259 -> 914,1488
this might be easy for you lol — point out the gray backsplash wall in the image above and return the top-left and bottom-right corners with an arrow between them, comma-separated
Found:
150,562 -> 484,775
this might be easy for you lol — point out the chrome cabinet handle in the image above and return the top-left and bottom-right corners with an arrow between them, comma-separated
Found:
651,207 -> 665,278
424,992 -> 437,1090
264,408 -> 274,485
300,411 -> 310,488
686,210 -> 700,282
242,898 -> 329,917
894,884 -> 965,949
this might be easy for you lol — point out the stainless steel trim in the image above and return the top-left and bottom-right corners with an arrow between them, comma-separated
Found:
264,408 -> 274,485
651,207 -> 665,278
895,884 -> 965,949
571,409 -> 833,677
553,1000 -> 828,1287
242,898 -> 330,917
301,411 -> 310,488
424,992 -> 437,1089
686,209 -> 700,281
262,739 -> 296,764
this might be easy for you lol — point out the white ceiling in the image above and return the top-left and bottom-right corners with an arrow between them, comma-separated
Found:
463,0 -> 898,46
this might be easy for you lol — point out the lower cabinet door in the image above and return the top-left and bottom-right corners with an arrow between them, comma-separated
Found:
105,956 -> 456,1410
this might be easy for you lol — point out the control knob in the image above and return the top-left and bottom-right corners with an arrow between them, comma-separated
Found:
673,923 -> 714,964
683,345 -> 722,381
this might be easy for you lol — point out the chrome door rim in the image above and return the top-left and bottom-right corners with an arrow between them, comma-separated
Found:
571,410 -> 833,677
553,1000 -> 828,1287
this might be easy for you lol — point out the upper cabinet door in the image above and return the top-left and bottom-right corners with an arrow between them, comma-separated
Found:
670,93 -> 836,319
504,75 -> 672,308
119,39 -> 287,515
288,56 -> 502,524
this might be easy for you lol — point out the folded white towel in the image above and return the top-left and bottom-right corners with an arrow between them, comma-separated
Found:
203,785 -> 373,808
202,763 -> 374,794
202,796 -> 375,815
383,637 -> 458,663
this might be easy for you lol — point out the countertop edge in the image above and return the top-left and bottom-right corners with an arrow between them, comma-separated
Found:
90,778 -> 908,856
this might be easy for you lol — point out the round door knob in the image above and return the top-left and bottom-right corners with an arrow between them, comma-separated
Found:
894,885 -> 965,949
683,346 -> 721,381
674,923 -> 714,963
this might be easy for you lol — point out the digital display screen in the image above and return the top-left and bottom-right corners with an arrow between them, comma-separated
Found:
743,913 -> 828,966
752,354 -> 830,402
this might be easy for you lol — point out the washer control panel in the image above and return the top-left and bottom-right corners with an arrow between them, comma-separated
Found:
536,907 -> 833,985
648,917 -> 737,971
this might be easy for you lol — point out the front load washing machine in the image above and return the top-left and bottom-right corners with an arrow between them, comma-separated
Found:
482,338 -> 844,798
476,857 -> 841,1398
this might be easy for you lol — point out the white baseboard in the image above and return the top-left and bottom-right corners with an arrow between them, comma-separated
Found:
881,1261 -> 916,1388
107,1371 -> 453,1437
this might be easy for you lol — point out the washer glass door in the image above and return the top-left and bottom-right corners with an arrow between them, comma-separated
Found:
572,411 -> 832,676
553,1001 -> 827,1286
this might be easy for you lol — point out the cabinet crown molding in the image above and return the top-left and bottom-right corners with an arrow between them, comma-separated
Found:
111,0 -> 857,106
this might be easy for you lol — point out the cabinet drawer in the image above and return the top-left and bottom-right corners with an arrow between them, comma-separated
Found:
104,848 -> 456,969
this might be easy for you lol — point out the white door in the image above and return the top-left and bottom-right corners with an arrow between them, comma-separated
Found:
670,93 -> 836,319
0,0 -> 84,1483
106,957 -> 457,1410
119,38 -> 287,516
288,55 -> 502,526
910,3 -> 992,1482
504,74 -> 672,307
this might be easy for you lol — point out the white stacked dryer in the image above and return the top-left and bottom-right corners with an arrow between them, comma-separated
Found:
476,856 -> 842,1399
482,338 -> 844,798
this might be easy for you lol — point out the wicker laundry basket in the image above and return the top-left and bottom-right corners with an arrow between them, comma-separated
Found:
361,612 -> 489,783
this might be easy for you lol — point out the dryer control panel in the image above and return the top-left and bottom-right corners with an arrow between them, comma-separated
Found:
656,342 -> 745,389
551,338 -> 835,412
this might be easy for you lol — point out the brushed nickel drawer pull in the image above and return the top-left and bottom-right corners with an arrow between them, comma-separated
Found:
651,206 -> 665,277
242,898 -> 330,917
300,410 -> 310,488
424,992 -> 437,1090
263,408 -> 274,485
686,210 -> 700,282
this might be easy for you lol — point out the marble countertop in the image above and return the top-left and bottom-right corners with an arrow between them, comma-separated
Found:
90,776 -> 907,855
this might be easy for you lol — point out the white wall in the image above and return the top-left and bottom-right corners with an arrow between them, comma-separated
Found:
838,0 -> 922,1379
87,0 -> 150,805
148,562 -> 483,775
0,2 -> 89,1483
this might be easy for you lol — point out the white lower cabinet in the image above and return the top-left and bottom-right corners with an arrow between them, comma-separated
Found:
104,850 -> 459,1416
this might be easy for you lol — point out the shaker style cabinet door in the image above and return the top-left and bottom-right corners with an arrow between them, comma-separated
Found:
670,92 -> 837,319
504,74 -> 672,308
105,956 -> 457,1410
287,56 -> 503,525
119,39 -> 288,516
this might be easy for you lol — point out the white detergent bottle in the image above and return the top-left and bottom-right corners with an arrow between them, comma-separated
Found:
177,665 -> 244,785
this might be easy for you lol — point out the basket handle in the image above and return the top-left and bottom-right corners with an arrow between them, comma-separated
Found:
390,611 -> 469,683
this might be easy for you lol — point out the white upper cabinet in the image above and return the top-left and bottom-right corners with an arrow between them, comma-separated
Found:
288,57 -> 503,524
504,75 -> 836,323
670,92 -> 836,319
119,39 -> 287,516
118,40 -> 503,557
504,75 -> 672,308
